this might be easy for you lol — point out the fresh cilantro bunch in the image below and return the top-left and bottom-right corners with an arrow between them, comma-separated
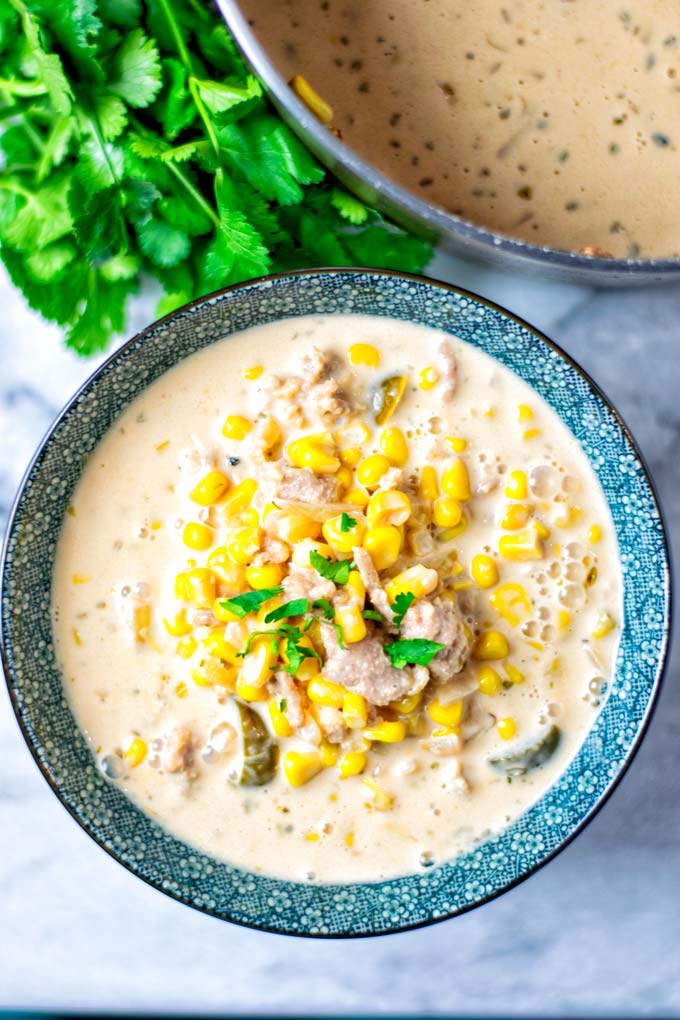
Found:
0,0 -> 431,354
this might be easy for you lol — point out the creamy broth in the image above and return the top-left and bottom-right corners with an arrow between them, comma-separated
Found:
53,316 -> 621,883
241,0 -> 680,258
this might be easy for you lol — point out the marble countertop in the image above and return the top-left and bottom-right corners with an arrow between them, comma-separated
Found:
1,252 -> 678,1017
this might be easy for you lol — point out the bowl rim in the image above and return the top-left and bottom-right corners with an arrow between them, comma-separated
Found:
1,267 -> 673,938
217,0 -> 680,277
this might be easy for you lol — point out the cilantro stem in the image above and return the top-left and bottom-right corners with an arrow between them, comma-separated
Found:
0,79 -> 47,98
165,161 -> 221,229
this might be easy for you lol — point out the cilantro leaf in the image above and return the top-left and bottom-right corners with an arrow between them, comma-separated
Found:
108,29 -> 162,109
363,609 -> 384,623
330,188 -> 370,225
278,698 -> 287,712
264,598 -> 309,624
309,550 -> 354,585
383,638 -> 445,669
339,512 -> 357,533
218,586 -> 283,619
312,597 -> 334,620
391,591 -> 415,630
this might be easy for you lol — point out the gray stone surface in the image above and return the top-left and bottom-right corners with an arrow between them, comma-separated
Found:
1,254 -> 678,1016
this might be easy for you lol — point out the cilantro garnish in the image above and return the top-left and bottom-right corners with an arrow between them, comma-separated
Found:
363,609 -> 384,623
309,550 -> 355,585
313,597 -> 334,620
278,698 -> 287,712
384,638 -> 445,669
391,591 -> 415,630
0,2 -> 432,355
339,512 -> 357,533
264,598 -> 309,623
219,586 -> 283,619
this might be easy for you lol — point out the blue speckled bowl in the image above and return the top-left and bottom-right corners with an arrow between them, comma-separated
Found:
1,270 -> 671,937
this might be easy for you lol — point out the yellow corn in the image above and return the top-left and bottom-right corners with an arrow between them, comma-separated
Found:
342,691 -> 368,729
340,446 -> 363,468
478,665 -> 502,696
175,681 -> 188,699
222,478 -> 258,517
283,749 -> 325,787
364,719 -> 406,743
334,420 -> 371,448
419,465 -> 439,502
235,674 -> 269,701
183,521 -> 214,551
385,564 -> 438,602
125,738 -> 148,768
292,538 -> 335,568
205,550 -> 245,591
71,573 -> 91,584
517,404 -> 533,422
379,427 -> 409,467
245,562 -> 285,589
163,609 -> 193,637
592,610 -> 617,639
473,629 -> 510,661
276,510 -> 321,544
497,717 -> 517,740
348,342 -> 380,367
243,364 -> 263,380
190,470 -> 230,506
269,697 -> 293,737
363,525 -> 401,570
504,470 -> 528,500
441,458 -> 471,501
202,629 -> 239,663
446,436 -> 467,453
187,567 -> 217,608
555,505 -> 583,529
367,489 -> 411,528
357,453 -> 391,489
500,503 -> 531,531
471,554 -> 499,589
257,416 -> 282,453
389,691 -> 422,715
418,366 -> 439,390
558,609 -> 571,631
335,604 -> 367,644
361,778 -> 394,810
320,740 -> 339,767
499,530 -> 543,561
177,635 -> 197,659
428,698 -> 463,728
288,436 -> 340,475
226,526 -> 262,565
433,496 -> 463,529
174,571 -> 191,601
345,487 -> 370,507
308,676 -> 346,709
290,74 -> 333,123
285,634 -> 320,682
340,751 -> 367,778
589,524 -> 602,544
195,659 -> 238,689
336,466 -> 354,493
240,637 -> 278,688
244,508 -> 259,527
523,428 -> 541,440
504,661 -> 525,685
346,570 -> 366,608
322,513 -> 367,553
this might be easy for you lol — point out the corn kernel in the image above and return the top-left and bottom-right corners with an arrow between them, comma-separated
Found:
497,717 -> 517,740
340,751 -> 367,778
342,691 -> 368,729
243,364 -> 263,380
471,554 -> 499,589
207,659 -> 239,688
555,505 -> 583,529
292,538 -> 335,568
276,510 -> 322,544
504,661 -> 525,685
322,513 -> 367,553
177,635 -> 197,659
335,604 -> 367,644
175,681 -> 188,699
592,610 -> 616,639
389,691 -> 422,715
367,489 -> 412,528
379,427 -> 409,467
71,573 -> 91,584
288,436 -> 341,475
183,521 -> 214,551
505,470 -> 528,500
226,526 -> 261,565
533,520 -> 551,539
518,404 -> 533,422
236,675 -> 269,701
523,428 -> 541,440
346,570 -> 366,608
334,420 -> 371,448
340,446 -> 362,467
336,466 -> 354,493
202,629 -> 239,663
558,609 -> 571,631
125,738 -> 148,768
361,778 -> 394,810
363,525 -> 401,570
240,636 -> 278,688
589,524 -> 602,544
357,453 -> 391,489
428,698 -> 463,728
499,530 -> 543,561
345,488 -> 370,507
163,609 -> 193,637
308,676 -> 346,709
473,629 -> 510,661
269,697 -> 293,737
222,478 -> 258,517
245,562 -> 285,589
446,436 -> 467,453
348,342 -> 380,367
418,366 -> 439,390
187,568 -> 217,608
433,496 -> 463,528
174,571 -> 191,601
222,415 -> 252,441
364,719 -> 406,743
489,582 -> 532,627
419,465 -> 439,502
441,458 -> 471,501
500,503 -> 531,531
320,740 -> 339,767
283,750 -> 324,787
478,664 -> 502,696
190,470 -> 230,506
385,564 -> 438,602
257,416 -> 282,453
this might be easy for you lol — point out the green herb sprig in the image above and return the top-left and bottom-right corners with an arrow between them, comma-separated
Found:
0,0 -> 431,354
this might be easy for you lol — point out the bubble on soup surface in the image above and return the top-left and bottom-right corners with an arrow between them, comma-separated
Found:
530,465 -> 557,498
588,676 -> 607,697
521,619 -> 538,637
566,561 -> 583,582
100,754 -> 124,780
562,474 -> 581,495
566,542 -> 585,559
559,583 -> 585,610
